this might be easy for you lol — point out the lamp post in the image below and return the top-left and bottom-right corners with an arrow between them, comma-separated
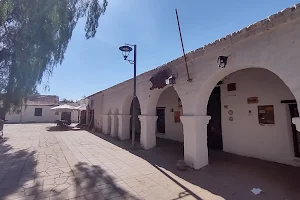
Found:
119,44 -> 137,148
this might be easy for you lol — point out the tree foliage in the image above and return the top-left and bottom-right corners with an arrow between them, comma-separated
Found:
60,98 -> 74,103
0,0 -> 107,118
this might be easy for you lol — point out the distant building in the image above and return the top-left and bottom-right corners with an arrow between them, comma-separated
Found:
58,101 -> 81,123
5,95 -> 79,123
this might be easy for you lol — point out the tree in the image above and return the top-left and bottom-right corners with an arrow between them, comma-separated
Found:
60,98 -> 74,103
0,0 -> 108,118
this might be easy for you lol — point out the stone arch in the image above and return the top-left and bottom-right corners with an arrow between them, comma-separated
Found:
117,94 -> 142,141
143,85 -> 185,115
120,94 -> 142,115
194,66 -> 299,116
156,86 -> 184,143
130,97 -> 142,142
137,85 -> 186,150
194,66 -> 300,165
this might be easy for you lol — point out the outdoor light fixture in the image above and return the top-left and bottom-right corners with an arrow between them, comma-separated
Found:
217,56 -> 229,68
119,44 -> 137,149
165,75 -> 176,85
119,45 -> 133,61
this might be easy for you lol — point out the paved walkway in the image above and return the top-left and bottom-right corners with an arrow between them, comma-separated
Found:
0,124 -> 299,200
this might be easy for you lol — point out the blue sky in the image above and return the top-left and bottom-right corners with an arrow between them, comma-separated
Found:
38,0 -> 299,101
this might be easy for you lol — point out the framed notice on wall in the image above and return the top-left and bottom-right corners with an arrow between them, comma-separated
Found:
258,105 -> 275,125
174,111 -> 181,123
247,97 -> 258,104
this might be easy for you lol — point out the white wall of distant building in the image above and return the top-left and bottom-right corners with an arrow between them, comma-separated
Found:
5,106 -> 79,123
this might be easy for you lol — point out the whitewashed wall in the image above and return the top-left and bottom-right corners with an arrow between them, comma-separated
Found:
156,87 -> 184,142
6,106 -> 60,123
87,6 -> 300,168
88,92 -> 103,130
220,68 -> 296,165
70,111 -> 79,123
5,110 -> 22,123
21,106 -> 60,123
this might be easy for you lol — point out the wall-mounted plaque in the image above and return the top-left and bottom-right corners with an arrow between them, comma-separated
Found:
258,105 -> 274,125
227,83 -> 236,91
174,111 -> 181,123
247,97 -> 258,104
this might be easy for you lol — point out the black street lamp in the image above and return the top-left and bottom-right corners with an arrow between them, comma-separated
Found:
119,44 -> 137,148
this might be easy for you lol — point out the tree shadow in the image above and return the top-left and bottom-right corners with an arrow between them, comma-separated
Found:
46,125 -> 82,132
92,133 -> 300,200
0,137 -> 37,200
71,162 -> 141,200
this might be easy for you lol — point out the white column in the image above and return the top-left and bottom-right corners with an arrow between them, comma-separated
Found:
181,115 -> 211,170
110,115 -> 118,137
292,117 -> 300,131
102,114 -> 110,134
138,115 -> 158,150
117,115 -> 131,140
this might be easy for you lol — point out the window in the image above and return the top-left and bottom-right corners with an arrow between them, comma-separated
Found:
34,108 -> 42,116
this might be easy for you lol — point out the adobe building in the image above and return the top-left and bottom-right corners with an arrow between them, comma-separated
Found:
87,4 -> 300,169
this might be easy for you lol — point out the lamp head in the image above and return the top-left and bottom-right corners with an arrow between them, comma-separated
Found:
119,45 -> 133,60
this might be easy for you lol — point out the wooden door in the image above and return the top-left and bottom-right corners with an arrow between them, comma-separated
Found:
61,112 -> 71,122
156,108 -> 165,134
207,87 -> 223,150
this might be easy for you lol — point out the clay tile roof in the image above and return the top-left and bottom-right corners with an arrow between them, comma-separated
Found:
26,95 -> 59,106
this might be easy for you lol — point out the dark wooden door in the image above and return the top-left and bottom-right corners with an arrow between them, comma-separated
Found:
156,108 -> 165,134
80,110 -> 87,124
61,112 -> 71,122
207,87 -> 223,150
289,104 -> 300,157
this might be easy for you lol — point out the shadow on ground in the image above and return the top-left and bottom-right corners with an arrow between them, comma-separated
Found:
0,137 -> 37,199
92,132 -> 300,200
46,125 -> 82,132
70,162 -> 141,200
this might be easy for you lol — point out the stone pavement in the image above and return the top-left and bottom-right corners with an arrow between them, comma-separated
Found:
0,124 -> 300,200
0,124 -> 222,200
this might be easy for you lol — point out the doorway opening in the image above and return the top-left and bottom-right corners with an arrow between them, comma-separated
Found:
156,107 -> 165,134
87,110 -> 94,130
61,112 -> 71,123
80,110 -> 87,125
289,104 -> 300,157
130,98 -> 141,141
207,86 -> 223,151
155,86 -> 184,156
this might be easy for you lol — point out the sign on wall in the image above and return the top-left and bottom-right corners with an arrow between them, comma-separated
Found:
174,111 -> 181,123
247,97 -> 259,104
258,105 -> 275,125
